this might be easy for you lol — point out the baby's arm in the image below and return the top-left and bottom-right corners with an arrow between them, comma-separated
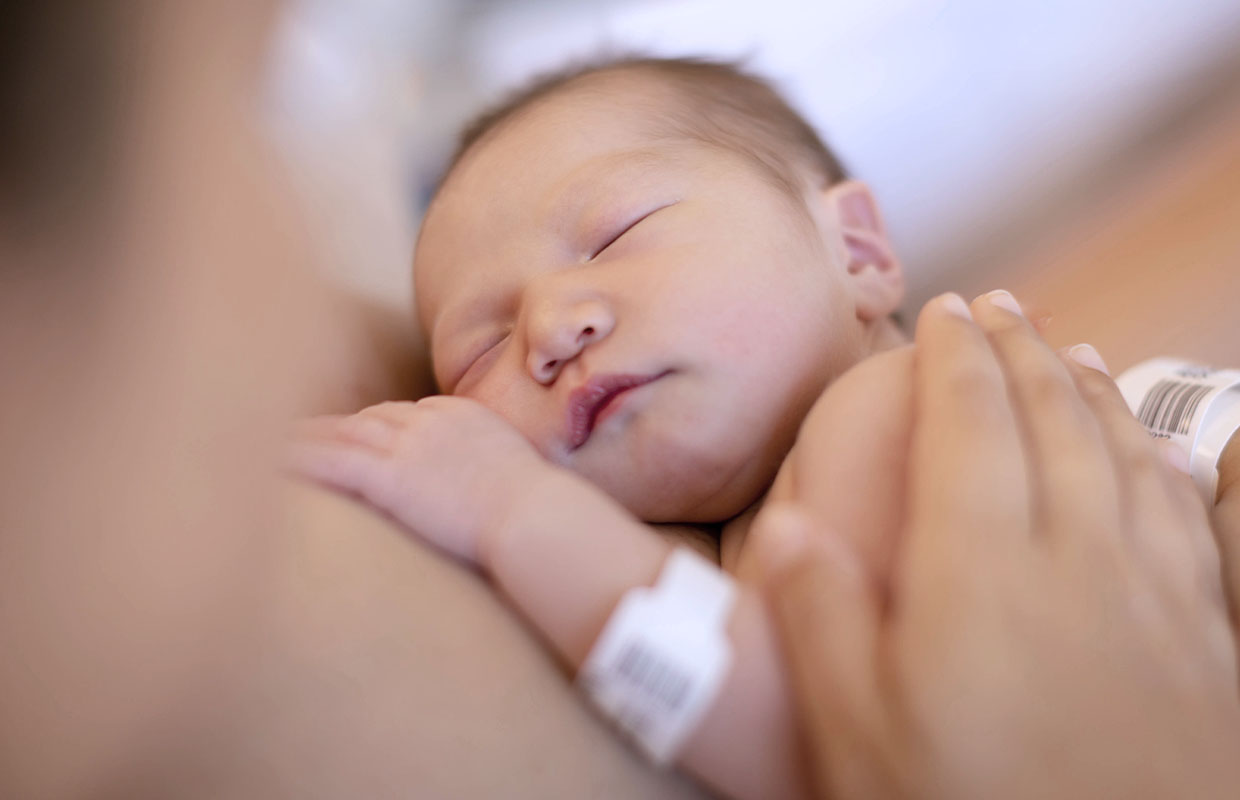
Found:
289,396 -> 809,800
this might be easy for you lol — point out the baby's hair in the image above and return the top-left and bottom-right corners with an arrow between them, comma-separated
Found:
442,55 -> 850,200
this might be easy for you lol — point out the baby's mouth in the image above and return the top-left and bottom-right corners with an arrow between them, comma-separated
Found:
567,371 -> 668,451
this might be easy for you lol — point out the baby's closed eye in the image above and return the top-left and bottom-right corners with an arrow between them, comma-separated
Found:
588,201 -> 679,261
456,331 -> 511,392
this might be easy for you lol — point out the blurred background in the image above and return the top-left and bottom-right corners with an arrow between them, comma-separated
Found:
266,0 -> 1240,369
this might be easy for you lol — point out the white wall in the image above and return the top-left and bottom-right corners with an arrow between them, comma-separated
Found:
267,0 -> 1240,304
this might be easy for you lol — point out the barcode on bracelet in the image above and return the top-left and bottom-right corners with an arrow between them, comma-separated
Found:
1135,379 -> 1213,437
611,640 -> 692,714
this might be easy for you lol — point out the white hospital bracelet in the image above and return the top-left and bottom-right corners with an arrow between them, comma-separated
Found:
1116,358 -> 1240,503
576,548 -> 737,766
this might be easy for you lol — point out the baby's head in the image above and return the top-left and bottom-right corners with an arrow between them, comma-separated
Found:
414,57 -> 906,522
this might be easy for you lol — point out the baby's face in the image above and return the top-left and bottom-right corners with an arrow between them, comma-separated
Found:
415,84 -> 871,521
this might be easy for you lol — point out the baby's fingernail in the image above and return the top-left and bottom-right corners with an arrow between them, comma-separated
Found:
985,289 -> 1023,316
1067,343 -> 1109,375
1158,439 -> 1191,475
939,292 -> 972,319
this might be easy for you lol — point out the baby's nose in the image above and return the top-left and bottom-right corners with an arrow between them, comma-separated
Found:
527,304 -> 614,385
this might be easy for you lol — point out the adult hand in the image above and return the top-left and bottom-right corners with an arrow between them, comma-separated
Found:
757,291 -> 1240,800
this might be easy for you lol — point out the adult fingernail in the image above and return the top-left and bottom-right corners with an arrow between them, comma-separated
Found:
939,292 -> 972,319
985,289 -> 1023,316
1067,343 -> 1109,375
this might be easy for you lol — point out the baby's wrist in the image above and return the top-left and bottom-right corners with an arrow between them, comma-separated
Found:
475,461 -> 568,573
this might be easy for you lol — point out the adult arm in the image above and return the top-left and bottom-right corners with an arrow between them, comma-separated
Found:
197,482 -> 716,800
303,286 -> 437,414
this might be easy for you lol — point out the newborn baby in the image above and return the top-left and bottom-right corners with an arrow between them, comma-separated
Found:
414,56 -> 909,568
289,57 -> 1095,800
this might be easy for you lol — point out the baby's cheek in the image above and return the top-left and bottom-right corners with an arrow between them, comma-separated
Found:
466,380 -> 556,459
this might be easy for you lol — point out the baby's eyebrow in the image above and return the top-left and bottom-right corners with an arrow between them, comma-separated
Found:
549,147 -> 681,233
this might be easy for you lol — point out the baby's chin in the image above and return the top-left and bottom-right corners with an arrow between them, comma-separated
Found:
581,451 -> 780,524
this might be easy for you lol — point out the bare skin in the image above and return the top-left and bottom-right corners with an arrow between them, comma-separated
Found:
0,4 -> 715,798
216,484 -> 712,800
1214,434 -> 1240,654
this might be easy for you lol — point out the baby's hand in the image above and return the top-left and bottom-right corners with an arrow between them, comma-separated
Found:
288,396 -> 551,565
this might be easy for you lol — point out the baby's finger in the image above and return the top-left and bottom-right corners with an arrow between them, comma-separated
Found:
970,293 -> 1120,548
357,400 -> 424,428
285,439 -> 392,500
908,294 -> 1029,562
290,414 -> 395,455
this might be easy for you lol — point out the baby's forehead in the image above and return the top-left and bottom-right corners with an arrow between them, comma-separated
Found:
415,71 -> 804,324
418,88 -> 688,261
415,133 -> 693,327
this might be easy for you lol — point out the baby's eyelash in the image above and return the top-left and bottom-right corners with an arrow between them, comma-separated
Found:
589,201 -> 677,260
456,331 -> 510,389
590,218 -> 641,259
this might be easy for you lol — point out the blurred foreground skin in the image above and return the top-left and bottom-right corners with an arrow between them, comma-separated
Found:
1,2 -> 309,793
0,4 -> 708,798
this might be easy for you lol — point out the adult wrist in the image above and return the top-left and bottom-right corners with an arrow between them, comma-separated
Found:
1217,428 -> 1240,504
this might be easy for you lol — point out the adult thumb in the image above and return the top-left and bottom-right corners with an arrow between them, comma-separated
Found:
752,504 -> 883,787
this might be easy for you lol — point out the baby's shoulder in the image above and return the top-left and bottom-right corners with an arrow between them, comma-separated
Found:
798,345 -> 914,449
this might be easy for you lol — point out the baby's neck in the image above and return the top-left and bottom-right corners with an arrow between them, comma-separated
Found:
650,522 -> 723,562
869,315 -> 911,352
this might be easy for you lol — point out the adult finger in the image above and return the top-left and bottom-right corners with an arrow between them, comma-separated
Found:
1061,352 -> 1221,605
970,292 -> 1120,546
908,293 -> 1029,563
755,504 -> 885,797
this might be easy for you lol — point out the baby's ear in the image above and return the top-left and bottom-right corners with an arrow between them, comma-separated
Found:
820,180 -> 905,322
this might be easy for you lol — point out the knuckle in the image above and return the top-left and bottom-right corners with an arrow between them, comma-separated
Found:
1074,367 -> 1119,405
942,359 -> 999,401
1022,362 -> 1077,412
340,415 -> 380,439
1122,435 -> 1165,481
